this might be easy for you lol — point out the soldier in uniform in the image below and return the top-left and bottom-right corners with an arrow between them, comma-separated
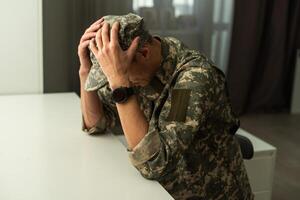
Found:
78,13 -> 254,200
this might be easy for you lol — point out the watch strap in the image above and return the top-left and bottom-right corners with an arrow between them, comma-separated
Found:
112,86 -> 136,104
126,87 -> 134,96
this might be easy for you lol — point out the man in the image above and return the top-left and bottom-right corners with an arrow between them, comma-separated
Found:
78,13 -> 254,200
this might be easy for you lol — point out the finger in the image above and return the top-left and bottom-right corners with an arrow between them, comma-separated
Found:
85,21 -> 104,33
80,32 -> 96,43
85,23 -> 100,33
111,22 -> 120,47
102,22 -> 110,46
96,28 -> 103,49
127,36 -> 140,60
90,38 -> 98,55
80,40 -> 91,49
90,17 -> 104,27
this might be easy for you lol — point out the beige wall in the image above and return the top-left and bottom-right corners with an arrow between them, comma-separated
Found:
0,0 -> 43,94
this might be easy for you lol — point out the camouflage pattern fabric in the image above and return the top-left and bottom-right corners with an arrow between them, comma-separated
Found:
82,13 -> 254,200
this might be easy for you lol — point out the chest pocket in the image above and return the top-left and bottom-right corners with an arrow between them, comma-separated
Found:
166,88 -> 191,122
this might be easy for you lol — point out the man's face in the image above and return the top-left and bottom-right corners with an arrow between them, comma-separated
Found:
128,46 -> 154,82
130,51 -> 146,73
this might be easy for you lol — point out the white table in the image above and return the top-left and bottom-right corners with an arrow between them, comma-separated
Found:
0,93 -> 173,200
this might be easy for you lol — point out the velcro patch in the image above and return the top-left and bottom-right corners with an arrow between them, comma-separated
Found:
166,89 -> 191,122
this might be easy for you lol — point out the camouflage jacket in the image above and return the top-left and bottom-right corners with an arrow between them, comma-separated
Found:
82,36 -> 254,200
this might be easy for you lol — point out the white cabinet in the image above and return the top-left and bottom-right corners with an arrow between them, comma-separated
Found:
238,129 -> 277,200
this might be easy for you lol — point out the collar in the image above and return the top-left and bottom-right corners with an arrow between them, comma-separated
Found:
153,35 -> 175,85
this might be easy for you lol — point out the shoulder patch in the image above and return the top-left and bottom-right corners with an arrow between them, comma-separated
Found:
166,88 -> 191,122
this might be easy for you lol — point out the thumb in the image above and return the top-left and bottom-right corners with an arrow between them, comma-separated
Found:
127,36 -> 140,60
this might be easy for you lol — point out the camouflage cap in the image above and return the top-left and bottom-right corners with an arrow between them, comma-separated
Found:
88,13 -> 151,51
103,13 -> 151,50
85,13 -> 151,91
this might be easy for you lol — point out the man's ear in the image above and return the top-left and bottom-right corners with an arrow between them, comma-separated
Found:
138,47 -> 150,59
134,47 -> 150,64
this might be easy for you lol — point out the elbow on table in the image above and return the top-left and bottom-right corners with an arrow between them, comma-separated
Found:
128,131 -> 176,180
132,149 -> 175,181
81,115 -> 108,135
134,161 -> 169,181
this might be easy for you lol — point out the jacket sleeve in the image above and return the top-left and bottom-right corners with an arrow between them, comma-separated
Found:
126,66 -> 224,180
81,93 -> 118,135
81,42 -> 119,135
81,114 -> 107,135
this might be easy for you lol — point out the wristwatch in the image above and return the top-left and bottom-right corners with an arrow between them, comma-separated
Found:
111,86 -> 135,104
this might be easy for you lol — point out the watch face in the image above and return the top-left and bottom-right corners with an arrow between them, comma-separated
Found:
112,88 -> 127,103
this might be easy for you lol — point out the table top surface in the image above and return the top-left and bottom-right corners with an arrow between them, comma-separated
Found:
0,93 -> 173,200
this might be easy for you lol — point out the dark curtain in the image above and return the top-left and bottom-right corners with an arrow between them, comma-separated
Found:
227,0 -> 300,115
43,0 -> 97,95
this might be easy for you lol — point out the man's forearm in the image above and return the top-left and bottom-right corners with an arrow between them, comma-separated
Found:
115,94 -> 148,150
79,70 -> 105,129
